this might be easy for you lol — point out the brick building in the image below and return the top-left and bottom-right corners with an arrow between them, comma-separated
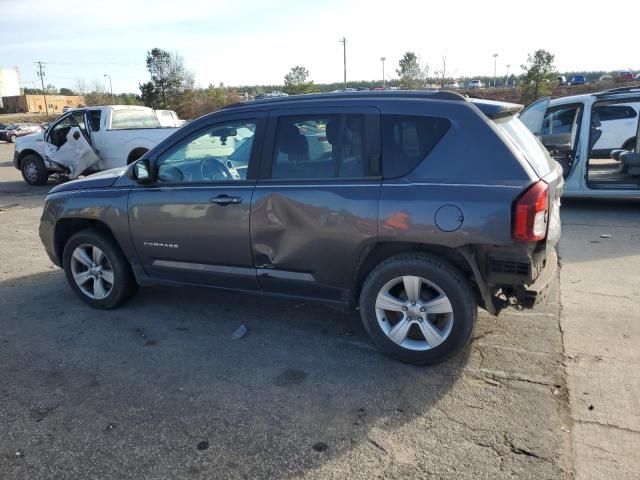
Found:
1,94 -> 85,113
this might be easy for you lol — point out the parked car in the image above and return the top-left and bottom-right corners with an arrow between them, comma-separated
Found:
519,86 -> 640,199
467,80 -> 483,89
569,75 -> 586,86
443,81 -> 460,89
599,74 -> 613,82
0,123 -> 7,130
14,105 -> 180,185
0,123 -> 43,143
557,76 -> 567,85
39,90 -> 562,365
618,71 -> 634,80
62,106 -> 73,113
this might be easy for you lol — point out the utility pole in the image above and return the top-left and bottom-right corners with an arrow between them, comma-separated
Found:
34,61 -> 49,117
380,57 -> 386,87
104,74 -> 114,103
505,64 -> 511,87
493,53 -> 498,87
340,37 -> 347,89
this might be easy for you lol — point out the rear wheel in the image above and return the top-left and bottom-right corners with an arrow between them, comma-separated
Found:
359,253 -> 477,365
20,154 -> 49,186
63,229 -> 138,309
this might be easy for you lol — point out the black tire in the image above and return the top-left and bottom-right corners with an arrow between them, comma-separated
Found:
20,154 -> 49,186
62,228 -> 138,309
359,253 -> 477,365
9,135 -> 17,143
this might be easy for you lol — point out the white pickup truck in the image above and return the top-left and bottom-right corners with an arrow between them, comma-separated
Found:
14,105 -> 180,185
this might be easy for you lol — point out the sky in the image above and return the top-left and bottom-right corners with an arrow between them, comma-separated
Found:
1,0 -> 638,94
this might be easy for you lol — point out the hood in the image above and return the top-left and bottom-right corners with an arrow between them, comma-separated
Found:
16,131 -> 45,145
48,167 -> 128,195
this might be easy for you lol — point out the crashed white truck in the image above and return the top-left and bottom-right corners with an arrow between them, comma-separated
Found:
13,105 -> 179,185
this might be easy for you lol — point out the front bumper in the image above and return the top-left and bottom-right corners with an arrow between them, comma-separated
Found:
514,250 -> 558,308
13,150 -> 20,169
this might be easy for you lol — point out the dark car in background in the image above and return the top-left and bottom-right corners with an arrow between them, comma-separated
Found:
0,123 -> 43,143
39,91 -> 562,365
569,75 -> 587,86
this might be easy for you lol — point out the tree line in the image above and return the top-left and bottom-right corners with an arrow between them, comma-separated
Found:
27,47 -> 637,118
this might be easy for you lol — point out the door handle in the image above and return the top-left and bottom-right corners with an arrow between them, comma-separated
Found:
210,194 -> 242,205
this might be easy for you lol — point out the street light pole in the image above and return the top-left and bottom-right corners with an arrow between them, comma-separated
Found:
380,57 -> 386,87
505,64 -> 511,87
104,74 -> 114,104
340,37 -> 347,89
493,53 -> 498,87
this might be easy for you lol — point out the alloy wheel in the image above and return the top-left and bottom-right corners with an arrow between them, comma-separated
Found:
70,244 -> 114,300
375,275 -> 454,351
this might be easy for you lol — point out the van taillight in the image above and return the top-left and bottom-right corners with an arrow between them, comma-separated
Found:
513,181 -> 549,242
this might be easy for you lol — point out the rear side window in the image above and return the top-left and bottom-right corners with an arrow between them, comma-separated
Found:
595,105 -> 637,122
382,115 -> 450,178
88,110 -> 101,131
271,114 -> 367,179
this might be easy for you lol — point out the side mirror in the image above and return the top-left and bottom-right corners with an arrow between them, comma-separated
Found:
129,158 -> 153,184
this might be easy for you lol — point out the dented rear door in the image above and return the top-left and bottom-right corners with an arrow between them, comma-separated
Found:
250,106 -> 381,303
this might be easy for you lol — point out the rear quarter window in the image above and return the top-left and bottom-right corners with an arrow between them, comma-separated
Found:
382,115 -> 450,178
496,116 -> 554,176
111,109 -> 161,130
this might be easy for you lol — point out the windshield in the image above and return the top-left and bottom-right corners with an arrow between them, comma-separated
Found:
496,116 -> 554,176
111,109 -> 160,129
5,124 -> 19,130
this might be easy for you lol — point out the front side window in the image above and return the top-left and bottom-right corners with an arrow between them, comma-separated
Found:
48,114 -> 84,148
382,115 -> 450,178
271,114 -> 366,179
156,120 -> 256,183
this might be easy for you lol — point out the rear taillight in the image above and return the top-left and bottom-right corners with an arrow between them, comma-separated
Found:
513,181 -> 549,242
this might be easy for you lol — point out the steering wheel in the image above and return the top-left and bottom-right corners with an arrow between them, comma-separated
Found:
200,156 -> 233,181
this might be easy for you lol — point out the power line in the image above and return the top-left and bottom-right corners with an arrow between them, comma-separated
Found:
44,61 -> 144,66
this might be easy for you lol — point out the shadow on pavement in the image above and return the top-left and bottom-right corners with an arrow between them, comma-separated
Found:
0,270 -> 468,479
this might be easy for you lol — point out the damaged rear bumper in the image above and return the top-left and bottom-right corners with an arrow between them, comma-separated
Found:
513,250 -> 557,308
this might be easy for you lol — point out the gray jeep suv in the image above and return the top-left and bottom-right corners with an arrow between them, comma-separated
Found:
39,91 -> 562,365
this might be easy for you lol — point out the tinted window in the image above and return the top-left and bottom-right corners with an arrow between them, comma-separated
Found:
381,115 -> 450,178
157,120 -> 256,183
111,109 -> 160,129
271,114 -> 366,179
595,105 -> 637,122
88,110 -> 101,131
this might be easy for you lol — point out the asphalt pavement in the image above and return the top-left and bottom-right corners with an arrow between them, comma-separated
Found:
3,141 -> 636,479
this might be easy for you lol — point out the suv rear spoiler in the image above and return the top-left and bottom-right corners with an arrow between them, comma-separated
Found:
469,99 -> 523,119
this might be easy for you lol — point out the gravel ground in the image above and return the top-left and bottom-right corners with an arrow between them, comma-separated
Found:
0,142 -> 571,479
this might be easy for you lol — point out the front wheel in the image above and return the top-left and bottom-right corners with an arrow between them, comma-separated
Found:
21,154 -> 49,186
359,253 -> 477,365
9,134 -> 16,143
63,229 -> 138,309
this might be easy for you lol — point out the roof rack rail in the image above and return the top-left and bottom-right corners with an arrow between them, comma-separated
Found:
596,85 -> 640,95
221,89 -> 467,110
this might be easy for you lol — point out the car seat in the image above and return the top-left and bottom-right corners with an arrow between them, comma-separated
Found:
273,123 -> 309,177
619,151 -> 640,175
